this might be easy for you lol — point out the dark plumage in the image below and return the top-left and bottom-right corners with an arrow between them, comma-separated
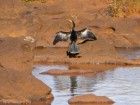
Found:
53,19 -> 97,54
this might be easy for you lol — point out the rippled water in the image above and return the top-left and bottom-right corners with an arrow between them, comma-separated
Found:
32,65 -> 140,105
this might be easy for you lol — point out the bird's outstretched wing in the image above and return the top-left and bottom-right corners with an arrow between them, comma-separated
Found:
76,28 -> 97,40
53,31 -> 71,45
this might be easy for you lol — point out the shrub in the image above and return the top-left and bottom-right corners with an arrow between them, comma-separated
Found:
107,0 -> 140,17
108,0 -> 126,17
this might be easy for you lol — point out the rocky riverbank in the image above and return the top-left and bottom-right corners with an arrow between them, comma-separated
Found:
0,0 -> 139,104
0,37 -> 53,104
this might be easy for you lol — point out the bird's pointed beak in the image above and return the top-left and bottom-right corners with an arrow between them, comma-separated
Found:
66,18 -> 75,30
66,19 -> 73,31
66,19 -> 72,23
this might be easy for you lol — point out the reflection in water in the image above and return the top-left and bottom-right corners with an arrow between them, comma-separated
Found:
32,65 -> 105,105
33,65 -> 140,105
70,76 -> 77,96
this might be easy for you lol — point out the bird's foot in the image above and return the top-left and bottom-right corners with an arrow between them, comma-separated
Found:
66,51 -> 80,58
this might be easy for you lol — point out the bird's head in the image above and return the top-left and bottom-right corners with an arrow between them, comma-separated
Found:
66,19 -> 75,31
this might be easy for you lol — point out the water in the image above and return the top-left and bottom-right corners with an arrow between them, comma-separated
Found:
32,65 -> 140,105
94,67 -> 140,105
116,48 -> 140,60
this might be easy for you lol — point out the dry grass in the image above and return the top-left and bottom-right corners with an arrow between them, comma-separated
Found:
127,0 -> 140,8
108,0 -> 140,17
108,0 -> 126,17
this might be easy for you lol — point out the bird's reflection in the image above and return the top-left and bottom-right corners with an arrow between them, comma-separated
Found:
70,76 -> 77,96
52,72 -> 106,97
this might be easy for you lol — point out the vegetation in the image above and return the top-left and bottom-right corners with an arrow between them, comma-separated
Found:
108,0 -> 126,17
128,0 -> 140,8
108,0 -> 140,17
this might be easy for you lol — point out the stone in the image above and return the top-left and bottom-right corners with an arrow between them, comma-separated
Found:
68,94 -> 114,105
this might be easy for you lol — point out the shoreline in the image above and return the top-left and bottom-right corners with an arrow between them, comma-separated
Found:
0,0 -> 139,104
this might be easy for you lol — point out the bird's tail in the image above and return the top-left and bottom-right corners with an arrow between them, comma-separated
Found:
68,42 -> 80,54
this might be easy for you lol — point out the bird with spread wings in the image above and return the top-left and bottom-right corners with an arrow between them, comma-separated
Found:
53,19 -> 97,55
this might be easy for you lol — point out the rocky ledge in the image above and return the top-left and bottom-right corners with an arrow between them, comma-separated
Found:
68,94 -> 114,105
0,37 -> 53,104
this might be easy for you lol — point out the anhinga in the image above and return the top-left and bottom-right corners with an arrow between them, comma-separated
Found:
53,19 -> 97,55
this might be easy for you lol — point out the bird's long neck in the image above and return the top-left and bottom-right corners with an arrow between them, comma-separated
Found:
71,20 -> 76,37
70,22 -> 77,43
71,20 -> 75,30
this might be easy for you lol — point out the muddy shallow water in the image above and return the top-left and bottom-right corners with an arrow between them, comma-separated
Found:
33,65 -> 140,105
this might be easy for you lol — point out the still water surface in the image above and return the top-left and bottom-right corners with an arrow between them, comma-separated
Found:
32,65 -> 140,105
116,48 -> 140,60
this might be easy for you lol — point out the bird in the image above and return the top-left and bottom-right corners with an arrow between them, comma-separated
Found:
53,19 -> 97,55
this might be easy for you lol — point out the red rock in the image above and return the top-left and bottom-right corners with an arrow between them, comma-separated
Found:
0,37 -> 53,104
68,94 -> 115,105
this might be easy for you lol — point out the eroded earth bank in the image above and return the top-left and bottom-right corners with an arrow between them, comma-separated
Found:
0,0 -> 140,105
